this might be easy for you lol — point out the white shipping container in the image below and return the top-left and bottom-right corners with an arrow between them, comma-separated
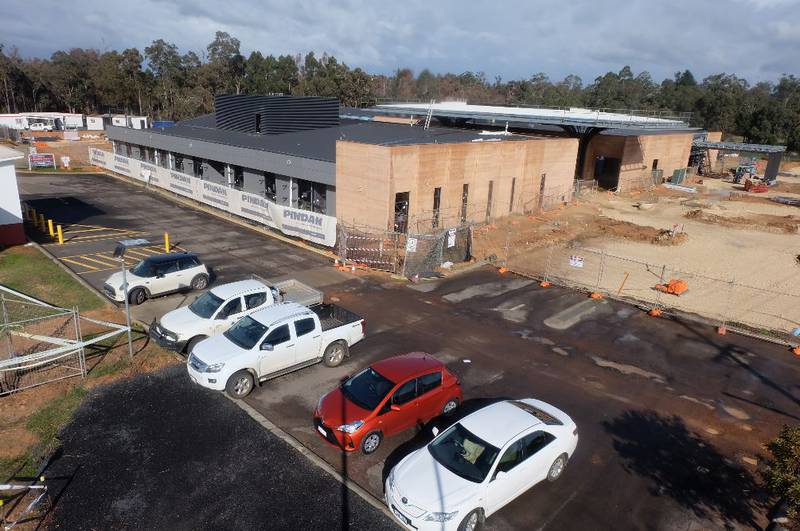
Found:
111,115 -> 128,127
87,116 -> 105,131
130,116 -> 148,129
0,115 -> 28,130
63,114 -> 84,128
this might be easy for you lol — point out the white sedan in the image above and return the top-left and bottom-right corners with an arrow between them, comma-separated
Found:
385,398 -> 578,531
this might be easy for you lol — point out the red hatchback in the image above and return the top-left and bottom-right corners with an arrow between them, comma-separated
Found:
313,353 -> 463,454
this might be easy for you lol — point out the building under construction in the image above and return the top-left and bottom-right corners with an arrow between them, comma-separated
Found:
102,95 -> 698,245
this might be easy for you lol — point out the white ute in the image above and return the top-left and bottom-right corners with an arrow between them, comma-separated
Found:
149,278 -> 322,354
188,302 -> 365,398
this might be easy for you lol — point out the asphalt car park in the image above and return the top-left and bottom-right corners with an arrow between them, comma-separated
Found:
244,270 -> 798,530
18,173 -> 344,323
18,171 -> 800,529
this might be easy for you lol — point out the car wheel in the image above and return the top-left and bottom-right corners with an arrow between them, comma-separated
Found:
129,287 -> 147,305
190,273 -> 209,290
442,397 -> 459,416
323,341 -> 348,367
225,370 -> 254,399
458,509 -> 483,531
360,430 -> 382,454
547,454 -> 568,482
186,335 -> 207,355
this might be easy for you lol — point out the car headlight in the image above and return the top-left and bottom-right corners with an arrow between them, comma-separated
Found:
388,469 -> 395,491
205,362 -> 225,373
424,511 -> 458,522
337,420 -> 364,433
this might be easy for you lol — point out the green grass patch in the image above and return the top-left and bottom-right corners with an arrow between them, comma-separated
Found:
0,246 -> 104,311
26,386 -> 88,444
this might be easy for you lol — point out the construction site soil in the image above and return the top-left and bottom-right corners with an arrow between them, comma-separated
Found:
473,178 -> 800,333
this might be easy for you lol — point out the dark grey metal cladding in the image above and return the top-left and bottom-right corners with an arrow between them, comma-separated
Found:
107,126 -> 335,185
215,94 -> 340,135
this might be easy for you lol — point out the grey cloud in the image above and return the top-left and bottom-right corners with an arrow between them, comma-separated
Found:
3,0 -> 799,82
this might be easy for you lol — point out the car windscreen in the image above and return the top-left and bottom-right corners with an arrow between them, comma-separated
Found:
130,260 -> 156,278
429,423 -> 500,483
189,291 -> 224,319
223,316 -> 267,350
341,367 -> 394,411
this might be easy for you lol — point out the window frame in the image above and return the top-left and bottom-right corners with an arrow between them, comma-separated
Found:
215,296 -> 243,320
417,371 -> 442,396
294,317 -> 316,338
391,378 -> 418,406
261,323 -> 292,349
244,291 -> 268,310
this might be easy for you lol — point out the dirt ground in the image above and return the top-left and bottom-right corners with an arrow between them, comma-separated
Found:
0,327 -> 178,467
11,136 -> 111,170
473,176 -> 800,334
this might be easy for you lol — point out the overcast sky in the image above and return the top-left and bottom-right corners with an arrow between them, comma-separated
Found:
4,0 -> 800,83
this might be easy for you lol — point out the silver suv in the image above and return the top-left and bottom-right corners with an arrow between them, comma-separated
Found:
103,252 -> 210,305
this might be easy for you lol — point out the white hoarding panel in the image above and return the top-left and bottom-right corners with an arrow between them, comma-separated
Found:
88,149 -> 337,247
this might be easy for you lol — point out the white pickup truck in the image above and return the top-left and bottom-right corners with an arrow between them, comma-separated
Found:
149,278 -> 322,353
187,302 -> 365,398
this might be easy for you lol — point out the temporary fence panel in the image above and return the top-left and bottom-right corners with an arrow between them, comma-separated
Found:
403,224 -> 473,279
503,242 -> 800,336
89,148 -> 338,247
338,225 -> 402,273
0,285 -> 129,395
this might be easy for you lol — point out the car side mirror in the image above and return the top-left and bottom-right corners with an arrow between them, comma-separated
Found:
493,471 -> 507,482
431,427 -> 439,437
390,404 -> 401,412
261,343 -> 273,351
156,273 -> 165,278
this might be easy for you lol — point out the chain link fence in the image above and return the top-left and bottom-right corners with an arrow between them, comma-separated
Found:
337,222 -> 473,278
504,242 -> 800,337
402,225 -> 472,279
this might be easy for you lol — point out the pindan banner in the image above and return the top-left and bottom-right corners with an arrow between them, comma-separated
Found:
89,148 -> 337,247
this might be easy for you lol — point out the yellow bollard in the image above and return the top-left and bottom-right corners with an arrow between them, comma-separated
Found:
48,219 -> 55,238
57,224 -> 64,245
38,213 -> 46,231
164,231 -> 170,253
31,208 -> 37,224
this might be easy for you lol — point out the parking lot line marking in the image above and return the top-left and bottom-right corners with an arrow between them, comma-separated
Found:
62,231 -> 144,243
77,266 -> 118,275
62,227 -> 119,234
60,257 -> 99,271
124,248 -> 153,259
79,255 -> 119,268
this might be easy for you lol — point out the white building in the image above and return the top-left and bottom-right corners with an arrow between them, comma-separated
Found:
0,145 -> 25,246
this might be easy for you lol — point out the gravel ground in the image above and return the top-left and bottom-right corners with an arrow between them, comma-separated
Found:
43,365 -> 395,530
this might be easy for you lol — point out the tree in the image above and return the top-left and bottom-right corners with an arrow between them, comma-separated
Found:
206,31 -> 245,94
695,73 -> 748,133
765,426 -> 800,525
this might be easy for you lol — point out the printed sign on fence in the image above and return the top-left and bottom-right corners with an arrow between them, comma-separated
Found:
569,255 -> 584,268
447,228 -> 456,248
406,237 -> 418,253
28,153 -> 55,169
88,148 -> 338,247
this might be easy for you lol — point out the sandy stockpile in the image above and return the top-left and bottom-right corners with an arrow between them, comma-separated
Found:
685,208 -> 800,234
472,203 -> 687,261
487,193 -> 800,332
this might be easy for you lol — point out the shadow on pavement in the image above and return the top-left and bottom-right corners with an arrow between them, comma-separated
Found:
603,409 -> 766,528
